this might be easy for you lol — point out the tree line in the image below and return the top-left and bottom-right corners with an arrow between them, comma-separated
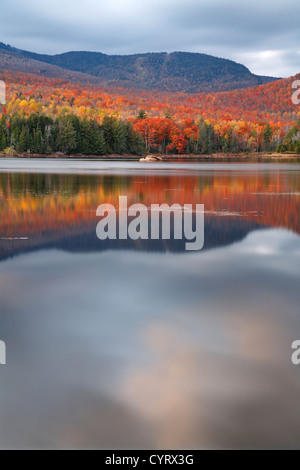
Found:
0,113 -> 145,155
0,111 -> 299,156
277,123 -> 300,154
134,114 -> 300,154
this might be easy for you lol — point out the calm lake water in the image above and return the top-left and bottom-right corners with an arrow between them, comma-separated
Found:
0,158 -> 300,449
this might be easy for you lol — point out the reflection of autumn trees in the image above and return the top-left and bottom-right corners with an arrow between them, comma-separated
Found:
0,172 -> 299,238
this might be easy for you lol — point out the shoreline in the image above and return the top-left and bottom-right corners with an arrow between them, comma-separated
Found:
0,152 -> 300,161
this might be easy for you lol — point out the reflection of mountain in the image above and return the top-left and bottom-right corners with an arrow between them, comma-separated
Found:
0,169 -> 299,260
0,216 -> 262,261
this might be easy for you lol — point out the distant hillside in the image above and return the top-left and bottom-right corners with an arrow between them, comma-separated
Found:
0,42 -> 279,93
0,45 -> 105,86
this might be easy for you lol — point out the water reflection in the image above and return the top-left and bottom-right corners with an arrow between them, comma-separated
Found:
0,161 -> 300,449
0,161 -> 299,259
0,229 -> 300,449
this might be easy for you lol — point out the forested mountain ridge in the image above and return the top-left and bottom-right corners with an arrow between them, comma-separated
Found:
0,45 -> 105,86
0,42 -> 278,93
0,42 -> 299,155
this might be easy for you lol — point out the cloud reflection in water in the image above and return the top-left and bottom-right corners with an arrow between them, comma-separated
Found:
0,229 -> 300,449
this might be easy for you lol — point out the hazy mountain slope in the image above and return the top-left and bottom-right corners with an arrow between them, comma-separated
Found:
0,42 -> 279,93
0,46 -> 105,86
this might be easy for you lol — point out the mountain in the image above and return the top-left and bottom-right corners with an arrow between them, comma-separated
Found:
0,42 -> 279,93
0,45 -> 105,86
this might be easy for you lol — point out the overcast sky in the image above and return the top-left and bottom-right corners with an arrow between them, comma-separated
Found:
1,0 -> 299,78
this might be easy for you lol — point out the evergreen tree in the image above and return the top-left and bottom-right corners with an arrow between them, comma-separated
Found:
263,124 -> 273,152
197,119 -> 215,154
102,116 -> 115,153
31,127 -> 44,153
16,127 -> 28,153
137,109 -> 147,119
56,117 -> 77,154
79,118 -> 94,154
113,120 -> 128,154
93,129 -> 107,155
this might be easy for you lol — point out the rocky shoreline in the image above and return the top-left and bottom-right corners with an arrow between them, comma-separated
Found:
0,152 -> 300,160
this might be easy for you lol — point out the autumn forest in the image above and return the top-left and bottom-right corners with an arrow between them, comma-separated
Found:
0,67 -> 300,156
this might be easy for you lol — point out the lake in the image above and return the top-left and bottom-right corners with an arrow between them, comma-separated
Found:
0,158 -> 300,449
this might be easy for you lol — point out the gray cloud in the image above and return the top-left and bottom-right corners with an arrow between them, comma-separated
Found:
0,0 -> 299,77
